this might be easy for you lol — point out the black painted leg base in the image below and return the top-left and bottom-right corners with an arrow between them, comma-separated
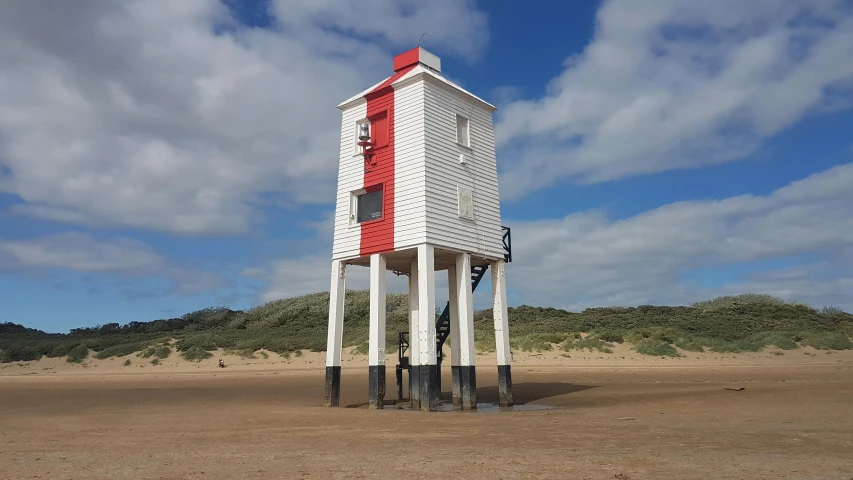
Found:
497,364 -> 513,407
324,366 -> 341,407
368,365 -> 386,409
396,365 -> 404,401
459,365 -> 477,410
418,364 -> 440,411
451,365 -> 461,405
409,365 -> 421,408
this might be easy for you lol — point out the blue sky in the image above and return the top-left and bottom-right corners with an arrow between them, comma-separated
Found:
1,0 -> 852,333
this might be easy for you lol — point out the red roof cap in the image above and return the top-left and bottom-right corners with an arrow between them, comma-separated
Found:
392,47 -> 441,73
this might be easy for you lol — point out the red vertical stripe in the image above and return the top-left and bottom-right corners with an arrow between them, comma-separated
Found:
359,64 -> 416,256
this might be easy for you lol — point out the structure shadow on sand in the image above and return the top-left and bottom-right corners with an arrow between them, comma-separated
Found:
464,382 -> 598,405
346,382 -> 598,408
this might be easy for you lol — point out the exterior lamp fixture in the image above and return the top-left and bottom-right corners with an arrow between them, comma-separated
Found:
357,122 -> 376,171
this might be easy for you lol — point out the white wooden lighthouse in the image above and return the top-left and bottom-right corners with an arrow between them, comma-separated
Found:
324,46 -> 513,412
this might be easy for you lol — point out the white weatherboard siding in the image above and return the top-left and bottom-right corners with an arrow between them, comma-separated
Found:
393,80 -> 428,250
422,77 -> 504,260
332,101 -> 367,260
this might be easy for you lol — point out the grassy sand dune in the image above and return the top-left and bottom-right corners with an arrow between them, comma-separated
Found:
2,292 -> 852,369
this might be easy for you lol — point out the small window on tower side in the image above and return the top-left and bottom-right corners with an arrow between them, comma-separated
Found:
355,188 -> 383,223
456,114 -> 470,147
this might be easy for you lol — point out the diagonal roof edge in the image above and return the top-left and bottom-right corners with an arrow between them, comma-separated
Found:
336,65 -> 497,112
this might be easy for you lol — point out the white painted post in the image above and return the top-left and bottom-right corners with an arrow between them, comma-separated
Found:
448,262 -> 460,405
408,260 -> 420,406
456,253 -> 477,409
324,260 -> 346,407
368,254 -> 387,409
492,259 -> 513,406
417,244 -> 437,411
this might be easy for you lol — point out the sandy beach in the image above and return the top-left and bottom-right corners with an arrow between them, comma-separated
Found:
2,347 -> 853,479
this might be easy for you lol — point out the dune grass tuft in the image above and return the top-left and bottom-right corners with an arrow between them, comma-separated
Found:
561,336 -> 614,353
66,344 -> 89,363
633,338 -> 680,357
181,346 -> 213,362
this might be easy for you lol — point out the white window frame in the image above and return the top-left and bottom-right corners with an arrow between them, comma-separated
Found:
349,186 -> 384,226
349,188 -> 365,226
455,114 -> 470,148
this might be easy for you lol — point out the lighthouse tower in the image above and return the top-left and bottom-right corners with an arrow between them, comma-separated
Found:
324,47 -> 513,412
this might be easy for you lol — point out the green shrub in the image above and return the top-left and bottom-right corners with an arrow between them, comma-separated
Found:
634,338 -> 680,357
175,333 -> 233,352
674,337 -> 704,352
224,348 -> 257,358
95,342 -> 145,359
623,330 -> 647,344
49,342 -> 80,358
123,359 -> 131,366
801,332 -> 853,350
750,332 -> 799,350
294,350 -> 303,357
592,330 -> 624,343
352,341 -> 369,355
66,344 -> 89,363
510,333 -> 568,352
138,345 -> 172,359
0,347 -> 39,363
150,359 -> 160,365
561,337 -> 614,353
692,293 -> 788,310
181,346 -> 213,362
696,337 -> 763,353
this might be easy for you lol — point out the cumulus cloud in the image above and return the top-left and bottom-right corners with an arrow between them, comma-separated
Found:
252,253 -> 410,304
494,0 -> 853,198
0,0 -> 487,235
250,163 -> 853,311
507,162 -> 853,310
0,232 -> 224,296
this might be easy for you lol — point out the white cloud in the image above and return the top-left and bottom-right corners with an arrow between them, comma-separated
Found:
253,253 -> 411,304
0,0 -> 488,235
250,163 -> 853,312
494,0 -> 853,199
0,232 -> 224,296
270,0 -> 488,59
506,162 -> 853,311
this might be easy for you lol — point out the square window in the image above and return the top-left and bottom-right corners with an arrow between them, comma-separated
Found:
355,188 -> 383,223
457,185 -> 474,220
456,114 -> 470,147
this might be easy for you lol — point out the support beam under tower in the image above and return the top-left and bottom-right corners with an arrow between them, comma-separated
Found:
417,244 -> 438,411
368,254 -> 387,409
324,260 -> 346,407
492,259 -> 513,407
448,262 -> 461,405
455,253 -> 477,410
408,261 -> 420,407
